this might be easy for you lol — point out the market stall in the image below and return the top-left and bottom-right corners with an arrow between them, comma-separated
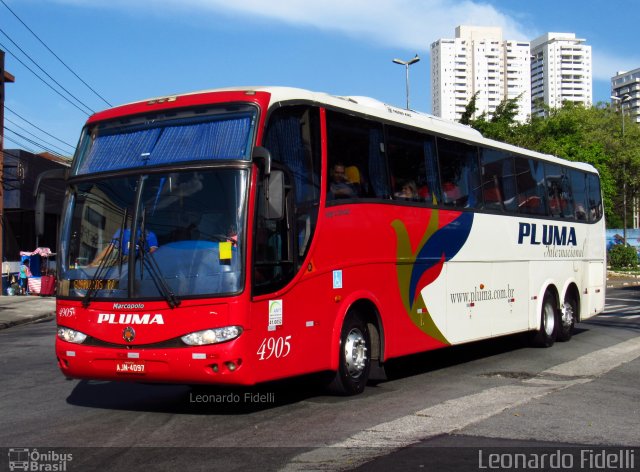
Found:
19,247 -> 56,296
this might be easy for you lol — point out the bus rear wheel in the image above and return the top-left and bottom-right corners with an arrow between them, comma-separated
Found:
328,311 -> 371,395
531,291 -> 558,348
557,295 -> 577,342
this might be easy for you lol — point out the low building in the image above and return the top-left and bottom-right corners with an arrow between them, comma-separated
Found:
3,149 -> 69,261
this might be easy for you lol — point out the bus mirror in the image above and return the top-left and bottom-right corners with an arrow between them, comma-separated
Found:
35,193 -> 45,237
33,168 -> 67,198
252,146 -> 272,176
266,170 -> 285,220
34,168 -> 67,238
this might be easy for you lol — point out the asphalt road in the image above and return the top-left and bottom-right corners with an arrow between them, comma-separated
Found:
1,287 -> 638,472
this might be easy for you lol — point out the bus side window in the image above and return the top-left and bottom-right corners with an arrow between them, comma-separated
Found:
545,163 -> 574,219
386,125 -> 440,204
262,105 -> 321,273
256,106 -> 321,295
437,137 -> 481,209
326,110 -> 390,201
515,157 -> 547,216
569,169 -> 588,221
587,173 -> 603,221
480,149 -> 515,212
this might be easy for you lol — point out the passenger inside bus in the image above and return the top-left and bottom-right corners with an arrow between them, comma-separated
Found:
442,181 -> 462,205
345,165 -> 363,196
328,162 -> 357,199
89,227 -> 158,266
395,180 -> 418,200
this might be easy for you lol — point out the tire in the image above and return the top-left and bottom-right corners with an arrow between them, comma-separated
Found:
531,291 -> 558,348
327,311 -> 371,395
557,295 -> 577,342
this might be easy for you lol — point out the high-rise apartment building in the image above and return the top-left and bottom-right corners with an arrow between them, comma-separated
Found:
530,33 -> 592,116
611,67 -> 640,125
431,26 -> 531,123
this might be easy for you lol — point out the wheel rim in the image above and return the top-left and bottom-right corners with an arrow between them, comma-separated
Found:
562,301 -> 575,328
344,328 -> 368,378
544,302 -> 556,336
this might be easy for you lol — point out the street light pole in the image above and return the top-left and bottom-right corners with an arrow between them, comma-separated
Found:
611,94 -> 631,245
392,54 -> 420,110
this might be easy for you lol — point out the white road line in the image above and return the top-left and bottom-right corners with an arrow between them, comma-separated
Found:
281,337 -> 640,472
603,310 -> 639,316
604,304 -> 626,311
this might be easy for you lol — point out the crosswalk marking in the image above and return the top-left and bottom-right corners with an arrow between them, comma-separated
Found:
604,304 -> 626,310
599,298 -> 640,319
605,298 -> 640,303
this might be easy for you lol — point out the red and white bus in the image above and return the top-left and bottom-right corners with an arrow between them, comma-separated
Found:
52,87 -> 605,395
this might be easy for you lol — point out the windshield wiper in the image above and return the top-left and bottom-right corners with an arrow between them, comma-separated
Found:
81,238 -> 117,308
138,208 -> 181,308
81,208 -> 129,308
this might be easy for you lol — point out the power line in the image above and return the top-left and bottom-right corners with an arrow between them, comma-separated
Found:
5,126 -> 66,157
0,0 -> 112,107
0,40 -> 91,115
5,117 -> 73,155
0,27 -> 95,114
5,105 -> 76,148
5,126 -> 67,158
3,134 -> 37,154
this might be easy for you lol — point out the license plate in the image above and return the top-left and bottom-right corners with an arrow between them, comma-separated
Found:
115,360 -> 145,374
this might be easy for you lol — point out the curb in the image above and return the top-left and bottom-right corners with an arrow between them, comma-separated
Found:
0,313 -> 55,331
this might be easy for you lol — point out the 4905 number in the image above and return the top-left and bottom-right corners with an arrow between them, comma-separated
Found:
257,336 -> 292,361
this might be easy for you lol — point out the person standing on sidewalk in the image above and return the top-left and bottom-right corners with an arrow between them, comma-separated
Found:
19,259 -> 32,295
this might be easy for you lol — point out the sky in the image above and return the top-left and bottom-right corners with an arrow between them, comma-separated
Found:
2,0 -> 639,157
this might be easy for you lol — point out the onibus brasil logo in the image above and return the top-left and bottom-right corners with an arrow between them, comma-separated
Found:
8,448 -> 73,471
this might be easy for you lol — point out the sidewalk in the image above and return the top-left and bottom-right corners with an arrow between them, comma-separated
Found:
0,295 -> 55,330
606,271 -> 640,289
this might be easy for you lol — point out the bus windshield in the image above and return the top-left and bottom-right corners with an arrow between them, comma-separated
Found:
59,169 -> 247,301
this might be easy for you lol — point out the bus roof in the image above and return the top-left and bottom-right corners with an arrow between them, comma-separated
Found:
92,86 -> 599,175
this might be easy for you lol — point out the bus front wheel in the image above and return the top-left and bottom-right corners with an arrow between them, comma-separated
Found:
328,311 -> 371,395
531,292 -> 558,348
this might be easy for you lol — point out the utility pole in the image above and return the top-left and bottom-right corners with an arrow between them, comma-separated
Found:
1,50 -> 16,276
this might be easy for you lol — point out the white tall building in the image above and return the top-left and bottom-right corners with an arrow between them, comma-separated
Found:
530,33 -> 592,116
431,26 -> 531,123
611,67 -> 640,125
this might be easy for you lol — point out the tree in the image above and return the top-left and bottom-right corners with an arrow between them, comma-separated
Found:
460,95 -> 523,142
459,92 -> 479,125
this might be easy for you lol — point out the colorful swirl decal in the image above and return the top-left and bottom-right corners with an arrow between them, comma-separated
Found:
392,210 -> 474,344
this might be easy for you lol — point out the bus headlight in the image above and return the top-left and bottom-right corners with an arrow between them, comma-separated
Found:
181,326 -> 242,346
57,327 -> 88,344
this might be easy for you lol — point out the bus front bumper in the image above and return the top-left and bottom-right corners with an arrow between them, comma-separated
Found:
55,339 -> 255,386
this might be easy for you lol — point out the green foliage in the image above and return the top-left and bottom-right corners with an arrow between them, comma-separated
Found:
465,95 -> 523,143
608,244 -> 638,269
459,92 -> 479,125
458,99 -> 640,228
